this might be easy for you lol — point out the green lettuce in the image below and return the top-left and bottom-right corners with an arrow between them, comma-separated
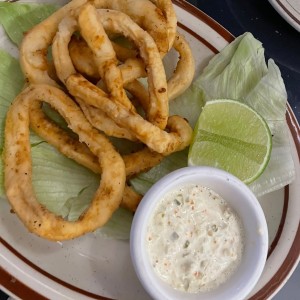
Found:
194,32 -> 295,196
0,50 -> 24,147
0,2 -> 58,46
0,50 -> 25,194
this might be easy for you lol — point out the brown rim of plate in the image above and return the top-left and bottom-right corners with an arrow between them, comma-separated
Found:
0,1 -> 299,299
274,0 -> 300,26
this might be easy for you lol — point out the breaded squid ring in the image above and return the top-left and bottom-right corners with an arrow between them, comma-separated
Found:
69,37 -> 99,78
52,14 -> 136,139
20,0 -> 87,86
77,98 -> 137,140
125,80 -> 150,113
166,33 -> 195,100
67,32 -> 194,101
78,5 -> 135,111
93,0 -> 170,55
52,16 -> 137,140
30,101 -> 163,178
67,73 -> 193,155
119,59 -> 147,85
52,6 -> 168,129
20,0 -> 170,86
86,7 -> 169,129
149,0 -> 177,50
114,33 -> 195,115
4,84 -> 126,241
29,101 -> 100,174
29,103 -> 163,212
69,36 -> 141,79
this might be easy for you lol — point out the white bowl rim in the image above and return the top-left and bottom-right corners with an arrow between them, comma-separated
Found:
130,166 -> 269,300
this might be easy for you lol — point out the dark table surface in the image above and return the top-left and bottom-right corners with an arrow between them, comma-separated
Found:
188,0 -> 300,123
1,0 -> 299,299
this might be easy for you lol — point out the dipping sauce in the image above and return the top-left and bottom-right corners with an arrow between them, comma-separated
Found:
146,184 -> 244,293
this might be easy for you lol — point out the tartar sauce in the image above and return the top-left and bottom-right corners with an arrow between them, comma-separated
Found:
146,184 -> 244,293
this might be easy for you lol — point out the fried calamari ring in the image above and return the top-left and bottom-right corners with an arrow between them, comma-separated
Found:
69,36 -> 141,79
116,35 -> 195,115
29,103 -> 163,212
93,0 -> 170,55
125,80 -> 150,113
120,33 -> 195,102
77,98 -> 137,140
67,32 -> 194,101
67,73 -> 192,155
167,33 -> 195,100
52,16 -> 137,139
53,6 -> 169,129
78,5 -> 135,111
121,32 -> 195,101
20,0 -> 87,86
149,0 -> 177,50
30,101 -> 163,177
29,100 -> 101,174
20,0 -> 170,86
69,36 -> 99,79
119,59 -> 147,85
29,105 -> 161,212
4,84 -> 126,240
52,14 -> 137,139
82,6 -> 169,129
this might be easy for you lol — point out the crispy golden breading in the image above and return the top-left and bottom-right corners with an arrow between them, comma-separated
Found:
30,101 -> 163,179
29,102 -> 163,213
20,0 -> 170,86
167,33 -> 195,100
4,85 -> 126,241
68,32 -> 195,101
66,73 -> 192,155
20,0 -> 87,86
53,6 -> 169,130
5,0 -> 196,240
149,0 -> 177,50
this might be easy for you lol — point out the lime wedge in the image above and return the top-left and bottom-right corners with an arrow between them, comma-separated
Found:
188,99 -> 272,184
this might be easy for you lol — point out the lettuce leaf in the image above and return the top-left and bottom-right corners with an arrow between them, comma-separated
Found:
0,50 -> 25,194
30,142 -> 101,216
93,208 -> 134,239
0,2 -> 58,46
0,50 -> 24,149
194,32 -> 295,196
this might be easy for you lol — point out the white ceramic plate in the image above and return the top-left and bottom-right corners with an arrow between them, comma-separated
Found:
0,1 -> 299,299
269,0 -> 300,32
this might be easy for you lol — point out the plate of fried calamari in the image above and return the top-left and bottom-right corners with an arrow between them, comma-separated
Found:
0,0 -> 299,299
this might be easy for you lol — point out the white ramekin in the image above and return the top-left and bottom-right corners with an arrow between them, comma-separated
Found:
130,166 -> 268,300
